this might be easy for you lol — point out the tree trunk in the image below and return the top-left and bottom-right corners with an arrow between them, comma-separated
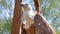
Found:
11,0 -> 22,34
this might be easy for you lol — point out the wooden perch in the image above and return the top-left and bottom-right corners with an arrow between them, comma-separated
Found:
34,0 -> 56,34
11,0 -> 22,34
34,0 -> 41,13
34,14 -> 56,34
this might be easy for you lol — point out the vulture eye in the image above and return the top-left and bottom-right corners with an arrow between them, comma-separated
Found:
25,4 -> 28,6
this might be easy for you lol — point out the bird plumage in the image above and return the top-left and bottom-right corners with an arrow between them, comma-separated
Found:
21,3 -> 36,29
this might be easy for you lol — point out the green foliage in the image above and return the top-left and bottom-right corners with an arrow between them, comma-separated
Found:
56,0 -> 60,2
0,17 -> 13,34
7,17 -> 13,31
0,0 -> 11,9
0,23 -> 5,31
56,31 -> 60,34
0,0 -> 14,34
50,1 -> 57,8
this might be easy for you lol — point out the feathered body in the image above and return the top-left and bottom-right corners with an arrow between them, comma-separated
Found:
21,3 -> 35,34
21,3 -> 36,29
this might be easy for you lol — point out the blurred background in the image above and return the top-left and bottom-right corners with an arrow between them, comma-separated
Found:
0,0 -> 60,34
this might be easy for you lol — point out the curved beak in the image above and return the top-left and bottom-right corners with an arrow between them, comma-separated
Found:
20,3 -> 25,6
